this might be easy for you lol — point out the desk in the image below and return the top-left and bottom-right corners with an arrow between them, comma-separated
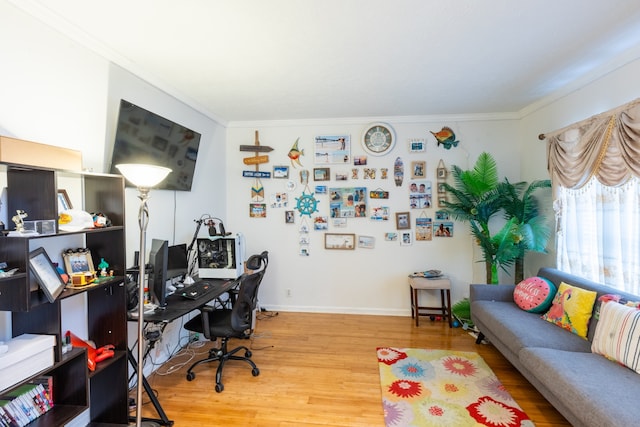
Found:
128,278 -> 236,426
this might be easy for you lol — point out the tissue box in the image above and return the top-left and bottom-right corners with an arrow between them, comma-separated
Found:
0,334 -> 56,393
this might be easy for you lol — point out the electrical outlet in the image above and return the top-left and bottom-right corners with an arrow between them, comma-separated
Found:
286,288 -> 292,297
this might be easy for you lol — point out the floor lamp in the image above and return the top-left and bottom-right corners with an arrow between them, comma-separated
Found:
116,164 -> 171,427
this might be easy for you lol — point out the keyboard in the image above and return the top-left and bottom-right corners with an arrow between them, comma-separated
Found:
180,280 -> 220,300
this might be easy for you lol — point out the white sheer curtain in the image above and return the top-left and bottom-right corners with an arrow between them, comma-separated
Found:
555,177 -> 640,294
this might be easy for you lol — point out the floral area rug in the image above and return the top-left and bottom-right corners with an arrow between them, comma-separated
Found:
377,347 -> 534,427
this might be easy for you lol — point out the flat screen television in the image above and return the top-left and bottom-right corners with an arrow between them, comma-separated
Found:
110,99 -> 201,191
149,239 -> 169,307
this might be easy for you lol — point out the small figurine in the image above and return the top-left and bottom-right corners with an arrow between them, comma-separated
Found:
12,210 -> 27,232
98,258 -> 109,277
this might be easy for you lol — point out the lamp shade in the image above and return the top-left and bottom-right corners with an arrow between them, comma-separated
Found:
115,163 -> 172,188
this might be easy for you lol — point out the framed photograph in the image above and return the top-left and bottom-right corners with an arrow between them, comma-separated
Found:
314,167 -> 330,181
434,221 -> 454,237
411,161 -> 426,179
285,210 -> 295,224
63,248 -> 95,274
408,138 -> 426,153
358,235 -> 375,249
396,212 -> 411,230
29,247 -> 66,303
273,165 -> 290,179
249,203 -> 267,218
437,165 -> 447,179
57,189 -> 72,211
315,135 -> 351,164
401,231 -> 413,246
324,233 -> 355,250
437,182 -> 447,193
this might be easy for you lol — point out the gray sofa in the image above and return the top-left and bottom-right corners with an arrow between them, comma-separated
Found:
470,267 -> 640,427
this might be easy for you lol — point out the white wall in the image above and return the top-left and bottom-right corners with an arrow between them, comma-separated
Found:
226,117 -> 521,314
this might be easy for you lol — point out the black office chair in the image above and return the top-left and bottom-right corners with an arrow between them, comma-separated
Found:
184,251 -> 268,392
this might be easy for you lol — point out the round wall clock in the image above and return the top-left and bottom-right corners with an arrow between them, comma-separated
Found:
362,122 -> 396,156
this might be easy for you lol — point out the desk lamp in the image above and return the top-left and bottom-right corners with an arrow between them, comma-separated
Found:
116,163 -> 171,427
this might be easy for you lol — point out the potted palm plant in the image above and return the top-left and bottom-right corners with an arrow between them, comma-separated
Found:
497,178 -> 552,283
441,152 -> 514,283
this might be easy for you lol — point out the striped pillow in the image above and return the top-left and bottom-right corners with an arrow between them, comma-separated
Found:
591,301 -> 640,374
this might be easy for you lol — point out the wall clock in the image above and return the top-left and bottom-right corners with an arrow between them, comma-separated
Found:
362,122 -> 396,156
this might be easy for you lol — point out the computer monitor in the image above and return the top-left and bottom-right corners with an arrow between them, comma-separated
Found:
167,243 -> 188,281
149,239 -> 169,307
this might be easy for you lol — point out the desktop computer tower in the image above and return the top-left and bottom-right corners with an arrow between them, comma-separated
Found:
196,233 -> 245,279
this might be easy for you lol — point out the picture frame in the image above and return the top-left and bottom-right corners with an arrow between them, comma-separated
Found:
29,247 -> 66,303
411,161 -> 426,179
273,165 -> 289,179
63,248 -> 95,274
324,233 -> 355,250
249,203 -> 267,218
57,189 -> 72,211
408,138 -> 426,153
315,135 -> 351,164
285,210 -> 295,224
314,167 -> 330,181
396,212 -> 411,230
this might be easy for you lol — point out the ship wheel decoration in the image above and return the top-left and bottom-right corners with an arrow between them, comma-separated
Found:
295,188 -> 319,217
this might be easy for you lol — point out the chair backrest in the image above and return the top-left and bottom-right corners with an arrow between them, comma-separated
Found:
230,251 -> 268,333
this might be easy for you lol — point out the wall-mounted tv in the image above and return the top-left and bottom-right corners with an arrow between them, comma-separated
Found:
110,99 -> 201,191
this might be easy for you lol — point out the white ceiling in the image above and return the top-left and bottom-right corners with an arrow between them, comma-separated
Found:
12,0 -> 640,124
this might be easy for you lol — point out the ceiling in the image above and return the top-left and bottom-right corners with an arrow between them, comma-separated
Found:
13,0 -> 640,124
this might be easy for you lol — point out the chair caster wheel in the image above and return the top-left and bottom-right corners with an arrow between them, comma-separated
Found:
215,383 -> 224,393
252,367 -> 260,377
186,372 -> 195,381
245,350 -> 252,358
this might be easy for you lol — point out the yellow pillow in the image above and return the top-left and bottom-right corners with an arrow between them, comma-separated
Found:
541,282 -> 597,339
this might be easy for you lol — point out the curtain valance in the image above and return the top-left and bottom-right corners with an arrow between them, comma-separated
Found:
546,98 -> 640,188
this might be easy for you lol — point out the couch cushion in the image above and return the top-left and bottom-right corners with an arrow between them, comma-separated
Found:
513,276 -> 556,313
541,282 -> 597,339
592,301 -> 640,374
471,300 -> 592,354
520,347 -> 640,427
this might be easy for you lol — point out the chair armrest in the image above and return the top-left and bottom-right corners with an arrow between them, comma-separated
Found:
199,304 -> 216,339
469,284 -> 515,303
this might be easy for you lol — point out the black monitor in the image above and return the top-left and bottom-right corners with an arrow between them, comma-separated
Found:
149,239 -> 169,307
167,243 -> 188,281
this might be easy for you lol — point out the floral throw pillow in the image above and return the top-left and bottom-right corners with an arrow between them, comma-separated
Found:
541,282 -> 597,339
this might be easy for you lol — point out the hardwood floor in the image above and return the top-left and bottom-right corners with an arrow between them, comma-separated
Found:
135,311 -> 571,426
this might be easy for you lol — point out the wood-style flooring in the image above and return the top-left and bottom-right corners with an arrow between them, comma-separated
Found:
134,311 -> 571,426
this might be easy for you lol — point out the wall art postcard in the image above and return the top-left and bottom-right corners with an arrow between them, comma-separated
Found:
415,216 -> 433,241
270,192 -> 288,208
370,206 -> 390,221
434,220 -> 454,237
409,179 -> 432,209
315,135 -> 351,164
358,235 -> 375,249
329,187 -> 367,218
385,232 -> 398,241
249,203 -> 266,218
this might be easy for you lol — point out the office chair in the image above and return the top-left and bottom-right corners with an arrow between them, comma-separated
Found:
184,251 -> 268,392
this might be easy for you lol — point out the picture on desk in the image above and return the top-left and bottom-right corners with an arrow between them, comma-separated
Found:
63,248 -> 95,274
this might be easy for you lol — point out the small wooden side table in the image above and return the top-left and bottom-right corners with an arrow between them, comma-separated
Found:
409,276 -> 452,327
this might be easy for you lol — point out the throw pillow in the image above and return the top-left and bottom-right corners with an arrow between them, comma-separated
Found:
541,282 -> 597,339
513,276 -> 557,313
592,301 -> 640,374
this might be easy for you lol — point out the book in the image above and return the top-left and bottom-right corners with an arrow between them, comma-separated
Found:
27,376 -> 53,409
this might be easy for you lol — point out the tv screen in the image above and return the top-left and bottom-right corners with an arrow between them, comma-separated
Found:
110,99 -> 201,191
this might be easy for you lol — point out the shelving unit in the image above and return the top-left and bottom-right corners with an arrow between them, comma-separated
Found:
0,162 -> 128,425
